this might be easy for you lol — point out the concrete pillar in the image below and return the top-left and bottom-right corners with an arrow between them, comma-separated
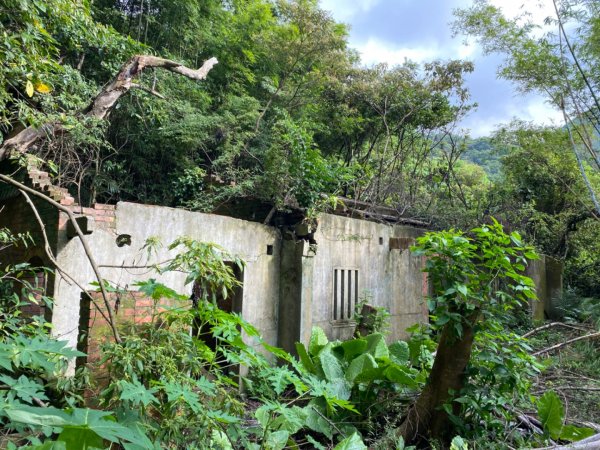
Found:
545,256 -> 564,319
277,239 -> 314,355
526,256 -> 547,321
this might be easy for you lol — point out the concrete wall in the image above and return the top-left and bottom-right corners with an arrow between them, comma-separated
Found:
2,170 -> 431,365
53,202 -> 282,356
297,214 -> 427,345
526,254 -> 564,320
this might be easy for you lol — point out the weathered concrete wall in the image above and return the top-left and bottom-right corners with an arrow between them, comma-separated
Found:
526,255 -> 564,320
53,201 -> 282,356
304,214 -> 427,343
526,258 -> 548,321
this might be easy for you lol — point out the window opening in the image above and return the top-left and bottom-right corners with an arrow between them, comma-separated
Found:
333,268 -> 358,321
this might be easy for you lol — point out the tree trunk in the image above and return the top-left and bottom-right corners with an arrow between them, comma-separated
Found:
377,311 -> 479,447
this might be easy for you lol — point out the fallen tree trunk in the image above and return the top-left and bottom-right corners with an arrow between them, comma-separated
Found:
535,432 -> 600,449
0,55 -> 217,160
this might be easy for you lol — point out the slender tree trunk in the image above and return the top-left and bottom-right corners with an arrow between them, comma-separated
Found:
377,311 -> 479,447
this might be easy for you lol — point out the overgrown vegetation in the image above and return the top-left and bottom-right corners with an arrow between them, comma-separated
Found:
1,0 -> 600,448
1,223 -> 598,449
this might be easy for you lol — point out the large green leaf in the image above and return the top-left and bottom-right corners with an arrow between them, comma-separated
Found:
559,424 -> 595,442
7,406 -> 151,448
295,342 -> 316,373
345,354 -> 377,383
304,403 -> 333,439
388,341 -> 409,364
383,365 -> 418,388
333,432 -> 367,450
6,405 -> 71,427
537,391 -> 564,439
265,430 -> 290,450
57,426 -> 104,450
309,327 -> 328,356
339,339 -> 368,361
318,345 -> 343,382
365,333 -> 389,359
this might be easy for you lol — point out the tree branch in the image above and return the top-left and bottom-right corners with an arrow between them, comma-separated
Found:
0,55 -> 217,161
522,322 -> 592,339
533,331 -> 600,356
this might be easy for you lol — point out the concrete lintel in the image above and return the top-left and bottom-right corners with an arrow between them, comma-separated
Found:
67,215 -> 95,239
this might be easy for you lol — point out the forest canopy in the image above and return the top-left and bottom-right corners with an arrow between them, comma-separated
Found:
0,0 -> 599,301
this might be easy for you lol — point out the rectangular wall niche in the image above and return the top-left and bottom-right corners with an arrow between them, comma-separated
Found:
333,268 -> 359,321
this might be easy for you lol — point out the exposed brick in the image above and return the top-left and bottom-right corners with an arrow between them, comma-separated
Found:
94,216 -> 115,223
93,204 -> 116,211
60,197 -> 75,206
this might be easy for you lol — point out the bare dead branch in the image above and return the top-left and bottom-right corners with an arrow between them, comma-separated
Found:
533,331 -> 600,357
0,55 -> 217,161
522,322 -> 593,339
130,83 -> 165,99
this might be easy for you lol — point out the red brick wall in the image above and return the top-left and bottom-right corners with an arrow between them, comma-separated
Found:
79,291 -> 183,365
61,203 -> 116,233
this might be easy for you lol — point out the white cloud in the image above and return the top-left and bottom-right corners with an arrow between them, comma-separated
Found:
320,0 -> 381,21
352,36 -> 478,67
354,37 -> 440,66
463,95 -> 563,137
488,0 -> 556,37
488,0 -> 554,24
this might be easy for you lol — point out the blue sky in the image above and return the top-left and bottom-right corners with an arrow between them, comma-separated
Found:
320,0 -> 563,137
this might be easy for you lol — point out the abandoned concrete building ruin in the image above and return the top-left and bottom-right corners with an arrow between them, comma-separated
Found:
0,166 -> 562,368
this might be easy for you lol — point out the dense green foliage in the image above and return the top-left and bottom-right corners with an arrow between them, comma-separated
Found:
1,0 -> 600,447
1,0 -> 477,218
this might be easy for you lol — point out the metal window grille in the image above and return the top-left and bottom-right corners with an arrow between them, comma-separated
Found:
333,268 -> 359,321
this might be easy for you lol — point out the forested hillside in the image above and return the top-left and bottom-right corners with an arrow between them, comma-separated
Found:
1,0 -> 600,448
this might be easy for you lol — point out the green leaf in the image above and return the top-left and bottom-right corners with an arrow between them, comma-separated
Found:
383,365 -> 418,388
295,342 -> 315,373
134,279 -> 187,301
58,426 -> 104,450
537,391 -> 564,439
306,435 -> 327,450
345,354 -> 377,383
255,404 -> 273,428
388,341 -> 409,364
266,430 -> 290,450
318,345 -> 344,382
450,435 -> 469,450
267,367 -> 295,395
339,339 -> 368,361
0,374 -> 48,403
210,429 -> 234,450
559,424 -> 595,442
333,432 -> 367,450
308,327 -> 328,356
365,333 -> 389,359
118,379 -> 158,407
304,404 -> 333,438
6,406 -> 70,427
20,442 -> 67,450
